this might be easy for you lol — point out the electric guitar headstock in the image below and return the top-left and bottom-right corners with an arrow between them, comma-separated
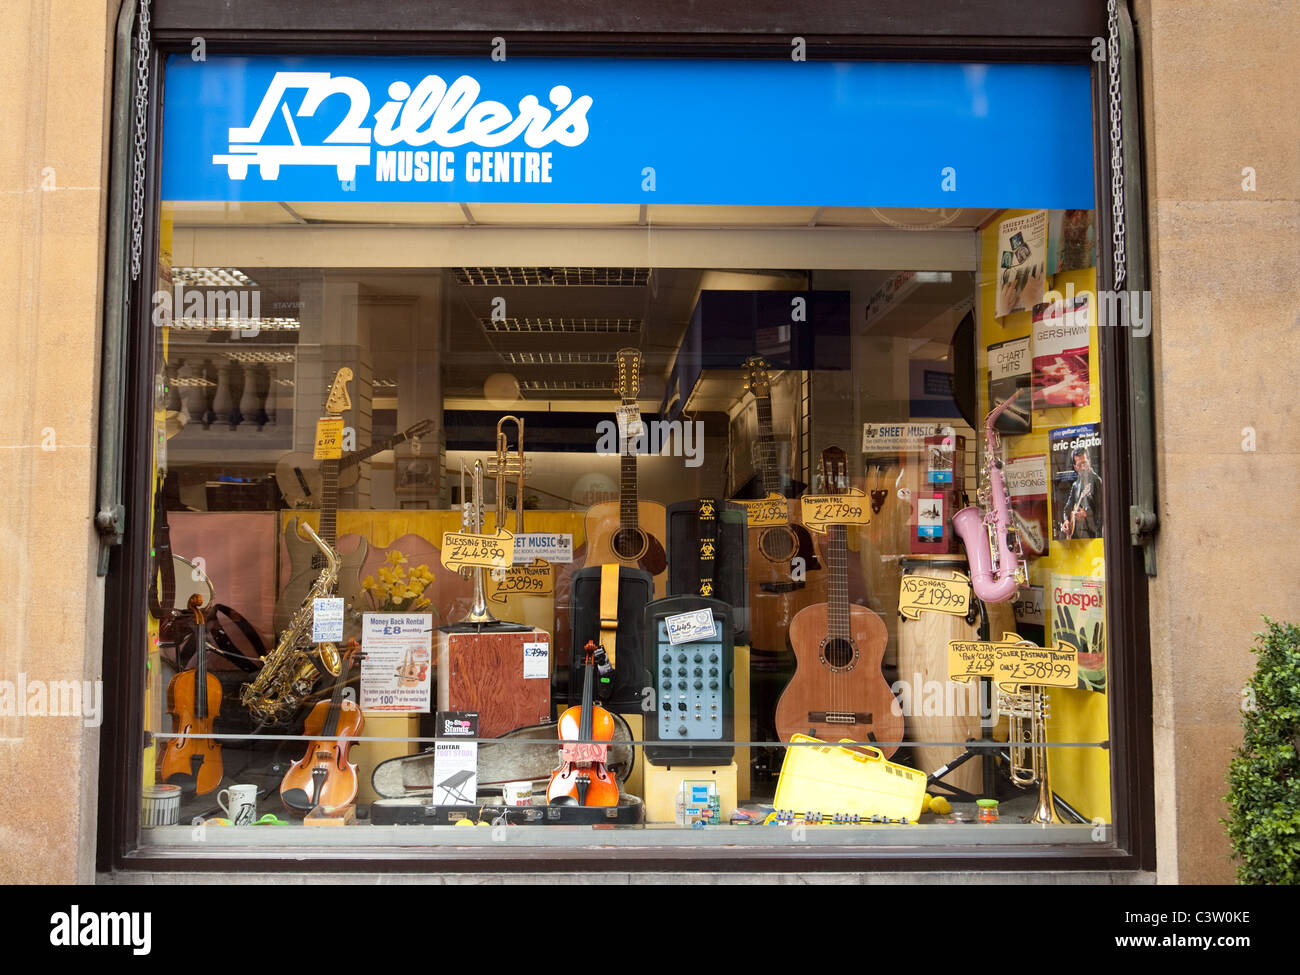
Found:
324,367 -> 354,416
741,356 -> 772,399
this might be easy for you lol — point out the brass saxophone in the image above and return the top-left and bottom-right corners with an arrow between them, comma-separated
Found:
240,521 -> 343,724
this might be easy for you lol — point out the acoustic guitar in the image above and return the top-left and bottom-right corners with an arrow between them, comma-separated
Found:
581,348 -> 668,596
737,356 -> 826,653
774,446 -> 904,754
274,368 -> 367,640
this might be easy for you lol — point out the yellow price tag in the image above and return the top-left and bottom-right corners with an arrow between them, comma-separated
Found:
488,558 -> 555,602
800,488 -> 871,533
898,571 -> 971,620
440,529 -> 514,571
736,493 -> 789,528
948,632 -> 1079,690
994,642 -> 1079,691
313,417 -> 345,460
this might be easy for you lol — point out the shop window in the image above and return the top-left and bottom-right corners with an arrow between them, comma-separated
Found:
137,54 -> 1113,854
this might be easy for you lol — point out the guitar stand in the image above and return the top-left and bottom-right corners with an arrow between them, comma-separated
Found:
921,596 -> 1088,823
924,595 -> 999,801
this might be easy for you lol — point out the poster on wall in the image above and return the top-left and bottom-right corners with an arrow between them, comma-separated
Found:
1050,423 -> 1103,541
995,210 -> 1047,317
1004,452 -> 1050,558
987,336 -> 1032,434
1031,293 -> 1092,408
1046,209 -> 1097,274
361,613 -> 435,712
1050,573 -> 1106,692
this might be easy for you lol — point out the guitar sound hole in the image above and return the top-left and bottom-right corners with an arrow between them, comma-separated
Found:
759,526 -> 798,563
821,638 -> 856,670
613,528 -> 647,561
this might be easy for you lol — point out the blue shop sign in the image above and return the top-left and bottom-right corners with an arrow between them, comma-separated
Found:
162,56 -> 1094,207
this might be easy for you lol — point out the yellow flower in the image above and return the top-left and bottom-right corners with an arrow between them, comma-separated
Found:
414,597 -> 431,609
378,566 -> 394,583
362,575 -> 377,592
386,549 -> 408,565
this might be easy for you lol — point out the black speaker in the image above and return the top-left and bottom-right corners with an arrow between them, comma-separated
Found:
568,565 -> 654,713
666,499 -> 749,645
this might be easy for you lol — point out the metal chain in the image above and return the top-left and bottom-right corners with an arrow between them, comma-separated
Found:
1107,0 -> 1126,288
130,0 -> 151,281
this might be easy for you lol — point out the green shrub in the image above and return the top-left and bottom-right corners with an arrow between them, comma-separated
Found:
1223,618 -> 1300,884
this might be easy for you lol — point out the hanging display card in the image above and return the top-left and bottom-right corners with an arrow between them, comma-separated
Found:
1049,574 -> 1106,692
988,336 -> 1032,434
1031,293 -> 1092,408
1050,423 -> 1103,541
1004,452 -> 1050,558
995,210 -> 1047,317
361,613 -> 435,712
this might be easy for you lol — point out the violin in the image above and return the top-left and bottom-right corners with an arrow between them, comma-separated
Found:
162,594 -> 223,795
547,640 -> 619,807
280,641 -> 364,815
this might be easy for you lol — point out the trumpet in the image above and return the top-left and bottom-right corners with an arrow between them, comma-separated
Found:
998,682 -> 1062,824
488,415 -> 527,534
457,458 -> 498,624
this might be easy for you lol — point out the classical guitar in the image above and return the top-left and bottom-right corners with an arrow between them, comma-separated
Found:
275,418 -> 434,509
161,595 -> 223,795
274,368 -> 367,640
581,348 -> 668,596
737,357 -> 825,653
774,447 -> 904,754
280,642 -> 364,815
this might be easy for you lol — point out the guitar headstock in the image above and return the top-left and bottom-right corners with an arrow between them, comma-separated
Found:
616,348 -> 641,405
323,367 -> 354,416
818,445 -> 849,496
741,356 -> 772,398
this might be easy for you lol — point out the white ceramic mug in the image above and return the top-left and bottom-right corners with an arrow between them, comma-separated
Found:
217,784 -> 258,825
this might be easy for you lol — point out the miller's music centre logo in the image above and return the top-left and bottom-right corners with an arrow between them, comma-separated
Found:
212,71 -> 594,186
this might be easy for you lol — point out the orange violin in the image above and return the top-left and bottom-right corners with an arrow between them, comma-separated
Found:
280,642 -> 364,815
547,640 -> 619,807
162,595 -> 223,795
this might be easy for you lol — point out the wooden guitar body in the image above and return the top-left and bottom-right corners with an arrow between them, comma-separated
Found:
746,499 -> 827,653
581,500 -> 668,597
775,602 -> 902,754
274,516 -> 368,638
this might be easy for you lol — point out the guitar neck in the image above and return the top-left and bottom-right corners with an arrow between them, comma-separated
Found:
340,430 -> 412,471
754,394 -> 781,498
619,413 -> 639,532
826,524 -> 850,641
319,459 -> 339,547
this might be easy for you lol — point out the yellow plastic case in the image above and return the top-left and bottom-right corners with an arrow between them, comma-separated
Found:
773,735 -> 926,822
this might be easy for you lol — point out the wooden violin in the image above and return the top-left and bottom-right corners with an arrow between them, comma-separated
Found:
162,594 -> 223,795
547,640 -> 619,807
280,641 -> 364,815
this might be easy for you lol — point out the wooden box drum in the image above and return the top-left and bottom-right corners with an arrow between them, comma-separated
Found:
897,555 -> 988,795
